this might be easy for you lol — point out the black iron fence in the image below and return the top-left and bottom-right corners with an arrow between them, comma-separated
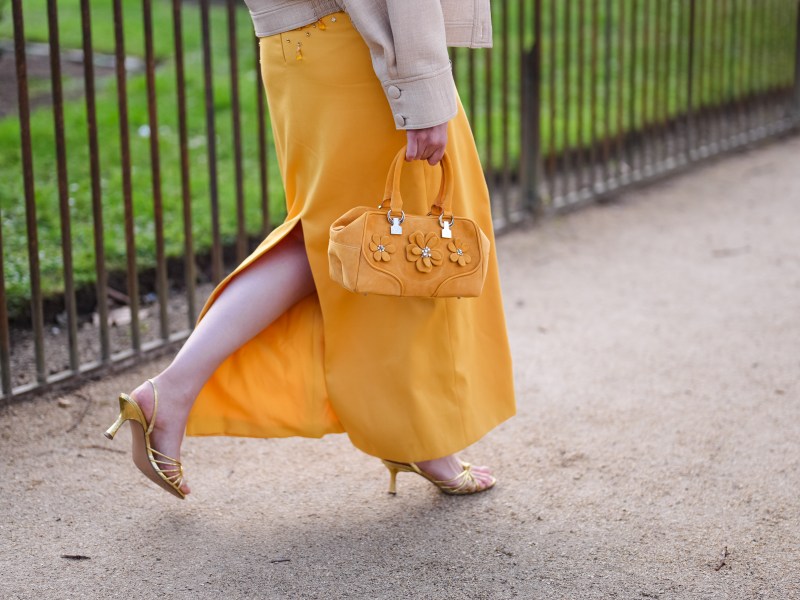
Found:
451,0 -> 800,221
1,0 -> 799,402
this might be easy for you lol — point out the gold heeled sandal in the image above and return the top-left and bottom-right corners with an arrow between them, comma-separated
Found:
381,459 -> 496,496
104,378 -> 186,499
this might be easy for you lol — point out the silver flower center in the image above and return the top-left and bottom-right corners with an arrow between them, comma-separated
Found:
422,246 -> 431,258
456,248 -> 463,256
377,244 -> 385,252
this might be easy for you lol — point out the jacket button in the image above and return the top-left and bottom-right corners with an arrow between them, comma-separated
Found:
393,113 -> 406,128
387,85 -> 401,99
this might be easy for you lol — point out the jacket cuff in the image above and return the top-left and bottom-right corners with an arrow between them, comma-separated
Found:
383,64 -> 458,130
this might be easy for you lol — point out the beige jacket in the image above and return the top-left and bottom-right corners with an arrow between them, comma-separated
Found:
242,0 -> 493,129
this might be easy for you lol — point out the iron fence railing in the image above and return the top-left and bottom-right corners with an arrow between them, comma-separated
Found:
449,0 -> 800,221
1,0 -> 799,403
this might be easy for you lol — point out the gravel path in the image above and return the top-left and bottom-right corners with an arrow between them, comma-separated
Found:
2,136 -> 799,599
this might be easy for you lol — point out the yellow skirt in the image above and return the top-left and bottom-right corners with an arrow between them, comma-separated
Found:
185,11 -> 516,462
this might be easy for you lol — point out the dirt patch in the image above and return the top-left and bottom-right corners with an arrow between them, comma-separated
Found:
7,280 -> 216,389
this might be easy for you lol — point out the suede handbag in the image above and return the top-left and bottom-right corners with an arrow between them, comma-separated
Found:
328,146 -> 491,298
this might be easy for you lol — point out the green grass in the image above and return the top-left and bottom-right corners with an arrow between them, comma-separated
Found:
0,0 -> 284,317
1,0 -> 203,59
0,0 -> 797,318
461,0 -> 797,166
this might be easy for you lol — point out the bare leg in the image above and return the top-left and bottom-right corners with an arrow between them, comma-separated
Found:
127,224 -> 315,495
125,223 -> 493,496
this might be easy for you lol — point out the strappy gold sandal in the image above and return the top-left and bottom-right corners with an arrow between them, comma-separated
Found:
104,378 -> 186,499
381,459 -> 496,496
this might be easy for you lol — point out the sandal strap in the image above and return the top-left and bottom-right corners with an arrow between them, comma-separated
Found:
148,443 -> 185,491
145,378 -> 158,435
150,446 -> 181,464
149,456 -> 184,488
433,463 -> 478,493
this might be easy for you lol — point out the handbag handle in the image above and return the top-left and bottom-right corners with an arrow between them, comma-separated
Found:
381,146 -> 454,221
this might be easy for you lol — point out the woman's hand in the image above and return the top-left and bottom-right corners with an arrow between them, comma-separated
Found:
406,123 -> 448,165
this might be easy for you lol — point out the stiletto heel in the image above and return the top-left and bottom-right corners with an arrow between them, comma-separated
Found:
386,465 -> 399,495
381,459 -> 495,496
104,394 -> 147,440
104,378 -> 186,499
104,413 -> 126,440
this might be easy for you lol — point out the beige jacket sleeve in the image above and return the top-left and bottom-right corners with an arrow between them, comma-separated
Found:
343,0 -> 459,130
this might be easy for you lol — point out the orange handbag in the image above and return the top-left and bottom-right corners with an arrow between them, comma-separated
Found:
328,146 -> 491,298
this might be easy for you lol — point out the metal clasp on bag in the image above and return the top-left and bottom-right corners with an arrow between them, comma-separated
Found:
387,209 -> 405,235
439,213 -> 455,239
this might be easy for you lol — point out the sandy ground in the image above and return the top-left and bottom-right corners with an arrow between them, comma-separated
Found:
2,136 -> 799,600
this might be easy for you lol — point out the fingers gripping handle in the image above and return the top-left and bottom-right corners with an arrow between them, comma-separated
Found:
381,145 -> 454,221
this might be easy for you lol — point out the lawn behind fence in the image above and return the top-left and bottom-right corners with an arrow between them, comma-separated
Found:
0,0 -> 796,319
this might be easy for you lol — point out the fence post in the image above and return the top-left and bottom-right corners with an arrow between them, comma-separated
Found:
12,0 -> 47,385
794,0 -> 800,126
686,0 -> 696,161
521,0 -> 543,215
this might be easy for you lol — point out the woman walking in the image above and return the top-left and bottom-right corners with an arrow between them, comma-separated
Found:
105,0 -> 516,499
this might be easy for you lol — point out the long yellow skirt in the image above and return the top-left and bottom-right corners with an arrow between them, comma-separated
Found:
185,11 -> 516,462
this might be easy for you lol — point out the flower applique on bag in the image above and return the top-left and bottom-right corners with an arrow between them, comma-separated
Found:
327,146 -> 491,298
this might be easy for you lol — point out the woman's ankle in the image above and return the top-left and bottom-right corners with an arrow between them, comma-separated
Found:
149,369 -> 197,414
415,454 -> 464,479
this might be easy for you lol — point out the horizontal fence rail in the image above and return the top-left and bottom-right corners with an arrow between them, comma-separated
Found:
1,0 -> 799,402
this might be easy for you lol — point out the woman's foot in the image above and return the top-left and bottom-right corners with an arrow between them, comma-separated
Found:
128,372 -> 194,496
415,454 -> 495,492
